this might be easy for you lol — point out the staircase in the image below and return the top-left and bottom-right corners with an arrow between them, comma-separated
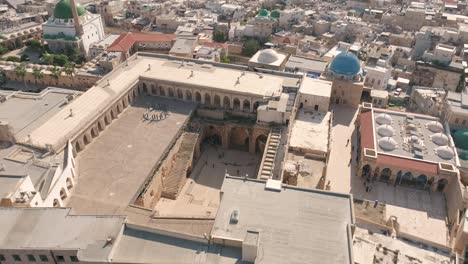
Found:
258,128 -> 281,180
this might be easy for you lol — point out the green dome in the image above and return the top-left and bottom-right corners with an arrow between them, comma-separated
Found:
271,9 -> 280,19
258,9 -> 270,17
54,0 -> 86,19
454,129 -> 468,151
459,151 -> 468,161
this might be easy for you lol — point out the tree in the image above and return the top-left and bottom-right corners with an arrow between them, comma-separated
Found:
0,45 -> 8,55
0,70 -> 7,85
25,39 -> 42,50
63,62 -> 76,85
50,66 -> 62,84
221,55 -> 231,63
14,63 -> 27,89
52,54 -> 68,66
6,56 -> 20,62
242,39 -> 260,57
20,54 -> 29,61
213,29 -> 227,43
32,68 -> 44,84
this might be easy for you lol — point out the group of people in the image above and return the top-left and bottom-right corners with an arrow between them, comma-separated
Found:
143,104 -> 170,122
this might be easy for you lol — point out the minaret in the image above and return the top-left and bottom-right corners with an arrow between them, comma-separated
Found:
69,0 -> 83,36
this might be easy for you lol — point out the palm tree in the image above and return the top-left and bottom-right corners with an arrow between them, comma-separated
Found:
32,68 -> 44,84
63,62 -> 75,86
50,66 -> 61,85
14,63 -> 27,89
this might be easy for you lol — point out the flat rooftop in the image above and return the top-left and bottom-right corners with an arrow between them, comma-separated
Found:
0,88 -> 80,140
300,77 -> 332,98
285,55 -> 328,73
212,177 -> 355,264
0,208 -> 125,262
66,96 -> 196,216
289,110 -> 331,154
21,54 -> 298,151
111,226 -> 241,264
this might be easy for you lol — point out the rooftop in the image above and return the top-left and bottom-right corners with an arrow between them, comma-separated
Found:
0,208 -> 125,262
289,110 -> 331,154
211,177 -> 355,264
107,32 -> 176,53
300,77 -> 332,98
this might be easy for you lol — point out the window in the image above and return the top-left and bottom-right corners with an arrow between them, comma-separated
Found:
28,255 -> 36,261
70,256 -> 79,262
13,255 -> 21,261
39,255 -> 48,262
56,255 -> 65,262
0,255 -> 5,261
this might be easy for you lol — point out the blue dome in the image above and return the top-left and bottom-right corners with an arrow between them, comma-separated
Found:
329,52 -> 361,76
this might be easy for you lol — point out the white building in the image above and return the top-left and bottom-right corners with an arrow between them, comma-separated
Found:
364,63 -> 391,90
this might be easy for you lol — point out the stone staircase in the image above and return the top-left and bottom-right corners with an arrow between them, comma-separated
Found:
258,128 -> 281,180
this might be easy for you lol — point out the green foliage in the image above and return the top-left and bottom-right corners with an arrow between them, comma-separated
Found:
221,56 -> 230,63
20,54 -> 29,61
42,53 -> 69,66
213,29 -> 227,43
63,62 -> 76,76
6,56 -> 20,62
50,66 -> 62,79
14,63 -> 26,80
0,70 -> 6,85
242,39 -> 260,57
0,45 -> 8,55
25,39 -> 42,50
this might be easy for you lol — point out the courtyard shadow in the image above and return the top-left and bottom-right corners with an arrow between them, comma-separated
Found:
332,105 -> 358,127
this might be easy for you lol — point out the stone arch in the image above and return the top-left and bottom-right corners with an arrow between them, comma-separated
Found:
203,125 -> 223,145
204,93 -> 211,105
74,141 -> 82,153
177,88 -> 183,99
53,199 -> 60,207
214,94 -> 221,107
380,168 -> 392,182
186,90 -> 192,101
233,98 -> 241,110
66,177 -> 73,190
104,115 -> 111,125
142,83 -> 148,94
91,127 -> 98,138
223,96 -> 230,109
168,87 -> 175,97
160,86 -> 166,96
230,127 -> 250,151
361,164 -> 372,178
128,94 -> 132,104
151,84 -> 155,94
195,92 -> 202,103
400,171 -> 414,186
83,134 -> 90,145
253,101 -> 260,113
98,121 -> 104,131
122,98 -> 128,108
255,134 -> 268,153
59,187 -> 67,200
415,174 -> 427,189
437,178 -> 448,192
243,99 -> 251,112
111,109 -> 117,119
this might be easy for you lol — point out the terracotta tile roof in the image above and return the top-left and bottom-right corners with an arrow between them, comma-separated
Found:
106,32 -> 176,52
376,154 -> 439,175
359,110 -> 374,149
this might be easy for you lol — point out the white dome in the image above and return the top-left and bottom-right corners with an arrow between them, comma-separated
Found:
378,137 -> 398,151
377,125 -> 395,137
436,146 -> 454,160
257,49 -> 279,64
407,123 -> 417,130
409,135 -> 419,143
375,113 -> 392,125
431,133 -> 448,146
427,121 -> 444,133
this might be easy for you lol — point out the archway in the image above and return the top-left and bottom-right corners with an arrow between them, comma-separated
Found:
214,95 -> 221,107
203,133 -> 222,145
66,178 -> 73,190
223,96 -> 230,109
60,188 -> 67,200
437,179 -> 448,192
83,135 -> 90,145
142,83 -> 148,94
168,87 -> 174,97
361,164 -> 372,178
243,99 -> 251,112
151,84 -> 156,94
53,199 -> 59,207
380,168 -> 392,182
195,92 -> 202,103
98,122 -> 104,131
400,172 -> 414,186
204,93 -> 211,105
104,115 -> 110,125
185,90 -> 192,101
177,89 -> 183,99
415,174 -> 427,189
253,101 -> 260,113
111,110 -> 116,119
160,87 -> 166,96
74,142 -> 81,153
255,134 -> 268,153
91,128 -> 98,138
230,127 -> 249,152
233,98 -> 240,110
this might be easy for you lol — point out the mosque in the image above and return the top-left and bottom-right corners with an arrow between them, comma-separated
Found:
42,0 -> 105,57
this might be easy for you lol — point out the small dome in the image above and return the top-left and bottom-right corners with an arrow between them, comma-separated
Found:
257,49 -> 279,64
54,0 -> 86,19
454,130 -> 468,151
431,133 -> 448,146
378,137 -> 398,151
375,113 -> 392,125
427,121 -> 444,133
257,9 -> 270,17
377,125 -> 395,137
271,9 -> 280,19
407,123 -> 417,130
329,52 -> 361,76
436,146 -> 454,160
409,135 -> 419,143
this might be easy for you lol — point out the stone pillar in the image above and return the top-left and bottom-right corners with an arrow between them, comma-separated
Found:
222,126 -> 230,149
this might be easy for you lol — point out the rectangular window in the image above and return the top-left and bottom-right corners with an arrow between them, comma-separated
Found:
13,255 -> 21,261
70,256 -> 79,262
56,255 -> 65,262
39,255 -> 48,262
28,255 -> 36,261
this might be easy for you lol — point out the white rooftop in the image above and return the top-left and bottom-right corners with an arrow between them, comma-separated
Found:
300,77 -> 332,98
289,110 -> 331,154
